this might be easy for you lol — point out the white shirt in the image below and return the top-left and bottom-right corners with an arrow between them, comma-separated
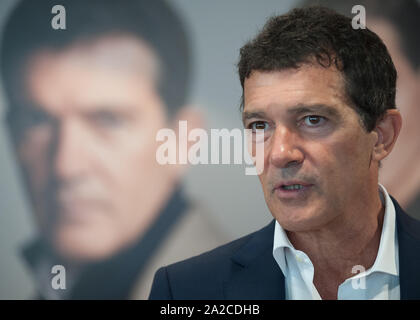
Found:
272,184 -> 400,300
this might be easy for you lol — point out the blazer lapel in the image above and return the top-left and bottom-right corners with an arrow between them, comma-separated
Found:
224,220 -> 285,299
393,197 -> 420,299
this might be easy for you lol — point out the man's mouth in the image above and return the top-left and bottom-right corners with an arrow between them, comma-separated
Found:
273,181 -> 314,198
280,184 -> 305,190
53,194 -> 109,221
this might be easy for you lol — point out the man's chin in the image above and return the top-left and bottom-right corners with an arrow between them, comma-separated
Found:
271,206 -> 329,233
50,226 -> 124,263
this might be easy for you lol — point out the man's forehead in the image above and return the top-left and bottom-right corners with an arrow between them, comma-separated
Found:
242,65 -> 348,113
26,34 -> 160,83
20,35 -> 163,114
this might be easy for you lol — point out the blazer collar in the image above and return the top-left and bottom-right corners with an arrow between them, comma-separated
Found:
393,196 -> 420,299
224,220 -> 285,299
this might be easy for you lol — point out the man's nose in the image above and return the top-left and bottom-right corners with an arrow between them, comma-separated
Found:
268,126 -> 304,169
52,120 -> 88,180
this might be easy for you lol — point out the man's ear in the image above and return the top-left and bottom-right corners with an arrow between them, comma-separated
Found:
169,106 -> 206,178
371,109 -> 402,162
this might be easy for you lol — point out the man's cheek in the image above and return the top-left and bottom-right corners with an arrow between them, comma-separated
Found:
19,154 -> 48,193
257,174 -> 270,197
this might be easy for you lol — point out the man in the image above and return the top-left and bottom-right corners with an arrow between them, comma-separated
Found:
149,7 -> 420,300
301,0 -> 420,220
1,0 -> 226,299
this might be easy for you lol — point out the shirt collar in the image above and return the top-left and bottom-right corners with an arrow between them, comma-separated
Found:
273,184 -> 399,277
273,218 -> 294,277
370,183 -> 398,276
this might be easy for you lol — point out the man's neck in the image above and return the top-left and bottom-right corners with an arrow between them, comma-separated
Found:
286,192 -> 385,299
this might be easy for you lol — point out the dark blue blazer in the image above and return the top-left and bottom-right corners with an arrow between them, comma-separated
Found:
149,197 -> 420,299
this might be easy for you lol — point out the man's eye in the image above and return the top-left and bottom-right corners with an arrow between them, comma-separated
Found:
303,115 -> 326,126
249,121 -> 269,131
90,111 -> 124,128
20,109 -> 52,128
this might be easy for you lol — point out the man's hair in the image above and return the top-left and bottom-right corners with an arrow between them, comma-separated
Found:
238,6 -> 397,132
1,0 -> 191,118
301,0 -> 420,71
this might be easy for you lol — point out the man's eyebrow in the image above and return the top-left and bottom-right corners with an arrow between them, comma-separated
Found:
242,111 -> 268,125
242,104 -> 340,124
287,104 -> 340,118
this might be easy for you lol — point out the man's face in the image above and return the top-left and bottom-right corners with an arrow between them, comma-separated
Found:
243,65 -> 378,232
12,36 -> 177,262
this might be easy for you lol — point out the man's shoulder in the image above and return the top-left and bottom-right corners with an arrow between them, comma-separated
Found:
392,196 -> 420,299
165,223 -> 267,275
399,209 -> 420,240
393,196 -> 420,242
149,220 -> 275,299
